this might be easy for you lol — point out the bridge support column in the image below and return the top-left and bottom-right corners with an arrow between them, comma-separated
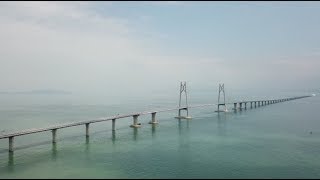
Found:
239,103 -> 242,110
52,129 -> 57,143
149,112 -> 158,124
234,103 -> 237,110
250,102 -> 253,108
112,119 -> 116,131
130,115 -> 141,128
85,123 -> 89,137
175,108 -> 192,119
9,136 -> 14,152
244,102 -> 247,109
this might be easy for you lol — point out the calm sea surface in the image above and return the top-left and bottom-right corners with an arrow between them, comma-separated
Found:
0,89 -> 319,178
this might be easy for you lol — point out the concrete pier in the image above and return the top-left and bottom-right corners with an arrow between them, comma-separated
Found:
250,102 -> 253,108
130,115 -> 141,128
9,137 -> 14,152
112,119 -> 116,131
244,102 -> 247,109
175,108 -> 192,119
149,112 -> 159,124
239,103 -> 242,110
234,103 -> 237,110
85,123 -> 89,137
52,129 -> 57,143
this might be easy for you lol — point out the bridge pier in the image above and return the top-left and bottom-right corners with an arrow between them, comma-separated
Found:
85,123 -> 89,137
52,129 -> 57,143
130,115 -> 141,128
234,103 -> 237,110
250,102 -> 253,108
112,119 -> 116,131
244,102 -> 247,109
9,136 -> 14,152
175,108 -> 192,119
149,112 -> 158,124
216,104 -> 227,112
239,103 -> 242,110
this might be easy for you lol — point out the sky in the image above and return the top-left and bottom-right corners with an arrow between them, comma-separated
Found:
0,1 -> 319,104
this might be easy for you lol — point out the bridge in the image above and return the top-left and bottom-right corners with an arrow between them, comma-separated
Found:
0,82 -> 313,152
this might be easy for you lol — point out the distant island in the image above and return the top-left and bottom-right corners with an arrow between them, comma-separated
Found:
0,89 -> 72,95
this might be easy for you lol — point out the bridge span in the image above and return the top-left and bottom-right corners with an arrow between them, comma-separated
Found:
0,82 -> 312,152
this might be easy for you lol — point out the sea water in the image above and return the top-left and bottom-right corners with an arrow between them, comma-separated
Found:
0,89 -> 319,178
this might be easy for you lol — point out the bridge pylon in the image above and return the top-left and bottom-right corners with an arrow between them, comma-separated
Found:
215,83 -> 227,112
175,81 -> 192,119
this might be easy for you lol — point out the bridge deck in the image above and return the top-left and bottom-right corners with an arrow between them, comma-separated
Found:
0,104 -> 217,139
0,95 -> 311,139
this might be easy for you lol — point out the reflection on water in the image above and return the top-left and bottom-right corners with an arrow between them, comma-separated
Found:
217,113 -> 227,137
86,136 -> 90,145
133,128 -> 138,141
177,119 -> 191,172
85,136 -> 90,153
111,131 -> 116,145
151,124 -> 156,138
51,143 -> 57,161
177,119 -> 190,136
7,152 -> 14,173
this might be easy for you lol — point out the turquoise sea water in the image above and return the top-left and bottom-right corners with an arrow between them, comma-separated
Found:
0,90 -> 319,178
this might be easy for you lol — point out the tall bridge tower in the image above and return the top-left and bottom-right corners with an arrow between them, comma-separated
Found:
175,81 -> 192,119
216,83 -> 227,112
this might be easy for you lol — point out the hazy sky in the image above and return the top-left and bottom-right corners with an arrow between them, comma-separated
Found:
0,1 -> 319,102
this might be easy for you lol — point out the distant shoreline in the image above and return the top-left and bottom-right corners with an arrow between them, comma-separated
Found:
0,90 -> 72,95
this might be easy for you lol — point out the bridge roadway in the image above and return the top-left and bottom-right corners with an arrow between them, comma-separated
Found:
0,95 -> 312,152
0,103 -> 215,139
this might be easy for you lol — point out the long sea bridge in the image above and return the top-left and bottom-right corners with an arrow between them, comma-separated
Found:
0,82 -> 312,152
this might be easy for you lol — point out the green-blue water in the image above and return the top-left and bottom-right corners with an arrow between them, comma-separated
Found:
0,91 -> 319,178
